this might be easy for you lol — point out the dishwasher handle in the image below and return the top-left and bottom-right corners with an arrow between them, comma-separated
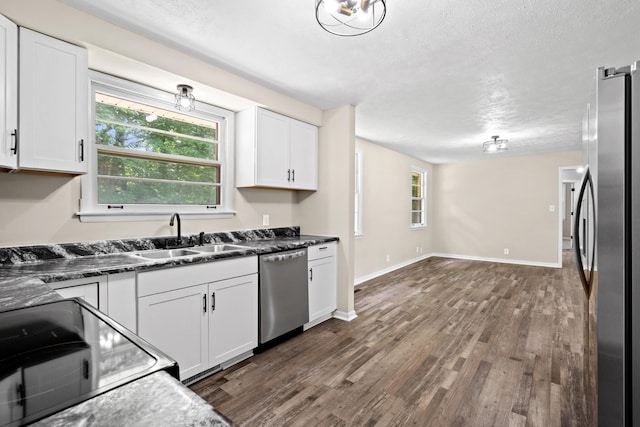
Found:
261,249 -> 306,263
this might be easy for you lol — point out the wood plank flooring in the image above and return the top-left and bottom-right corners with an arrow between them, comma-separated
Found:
190,252 -> 592,426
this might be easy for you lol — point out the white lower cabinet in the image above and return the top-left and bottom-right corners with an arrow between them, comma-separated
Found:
136,257 -> 258,381
105,272 -> 137,333
209,275 -> 258,367
138,284 -> 209,380
50,273 -> 137,332
50,276 -> 106,310
306,243 -> 337,329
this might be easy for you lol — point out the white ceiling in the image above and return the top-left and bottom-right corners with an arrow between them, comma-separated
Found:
63,0 -> 640,163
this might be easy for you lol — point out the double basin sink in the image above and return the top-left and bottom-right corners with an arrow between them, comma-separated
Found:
132,244 -> 250,260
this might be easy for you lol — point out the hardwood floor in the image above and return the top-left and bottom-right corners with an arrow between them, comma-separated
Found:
190,252 -> 592,426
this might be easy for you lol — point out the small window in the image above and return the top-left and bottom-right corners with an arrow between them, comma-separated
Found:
411,168 -> 427,228
354,150 -> 363,236
79,72 -> 234,222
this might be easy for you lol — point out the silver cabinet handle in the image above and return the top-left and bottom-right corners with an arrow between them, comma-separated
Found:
292,169 -> 295,182
203,294 -> 207,313
287,169 -> 291,182
211,292 -> 216,311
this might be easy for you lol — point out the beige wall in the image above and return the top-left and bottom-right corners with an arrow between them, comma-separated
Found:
298,106 -> 356,317
433,151 -> 582,266
354,139 -> 434,282
0,172 -> 299,246
0,1 -> 321,247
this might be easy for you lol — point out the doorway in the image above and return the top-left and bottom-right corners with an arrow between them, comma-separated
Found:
562,182 -> 575,250
558,166 -> 583,266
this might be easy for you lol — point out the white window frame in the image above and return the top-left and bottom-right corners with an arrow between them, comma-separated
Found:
354,150 -> 363,237
77,71 -> 235,222
411,167 -> 427,228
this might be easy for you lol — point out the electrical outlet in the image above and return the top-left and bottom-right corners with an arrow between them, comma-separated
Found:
386,254 -> 390,262
504,248 -> 510,255
262,214 -> 270,226
416,246 -> 420,254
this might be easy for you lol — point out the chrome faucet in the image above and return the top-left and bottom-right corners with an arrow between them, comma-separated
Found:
169,213 -> 182,246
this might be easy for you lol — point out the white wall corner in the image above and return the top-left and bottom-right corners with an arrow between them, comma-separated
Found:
355,253 -> 433,286
332,310 -> 358,322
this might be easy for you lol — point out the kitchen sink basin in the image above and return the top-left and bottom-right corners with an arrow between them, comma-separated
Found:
134,248 -> 200,259
195,244 -> 249,253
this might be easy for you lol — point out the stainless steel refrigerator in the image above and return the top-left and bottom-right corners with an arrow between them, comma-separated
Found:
577,61 -> 640,426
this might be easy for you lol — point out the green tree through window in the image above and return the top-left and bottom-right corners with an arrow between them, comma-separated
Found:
95,93 -> 221,206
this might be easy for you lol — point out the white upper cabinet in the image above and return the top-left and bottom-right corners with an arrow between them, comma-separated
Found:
236,107 -> 318,190
18,28 -> 88,174
289,119 -> 318,190
0,15 -> 17,170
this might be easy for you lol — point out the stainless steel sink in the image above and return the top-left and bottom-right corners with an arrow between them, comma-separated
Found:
134,248 -> 200,259
195,244 -> 249,253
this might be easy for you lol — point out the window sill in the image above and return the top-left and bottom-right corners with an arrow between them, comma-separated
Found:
75,210 -> 236,223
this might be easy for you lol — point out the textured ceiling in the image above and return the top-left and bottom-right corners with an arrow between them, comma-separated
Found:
63,0 -> 640,163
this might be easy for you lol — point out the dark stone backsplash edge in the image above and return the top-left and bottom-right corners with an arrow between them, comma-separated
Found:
1,226 -> 300,265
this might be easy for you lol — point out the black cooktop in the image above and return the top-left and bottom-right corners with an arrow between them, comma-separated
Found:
0,299 -> 178,427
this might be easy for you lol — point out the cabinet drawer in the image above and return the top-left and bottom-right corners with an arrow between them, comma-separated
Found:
138,256 -> 258,297
308,242 -> 336,261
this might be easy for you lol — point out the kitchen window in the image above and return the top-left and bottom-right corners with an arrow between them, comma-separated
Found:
411,167 -> 427,228
354,150 -> 363,236
78,72 -> 234,222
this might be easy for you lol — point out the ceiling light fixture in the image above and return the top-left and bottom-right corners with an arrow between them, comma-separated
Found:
315,0 -> 386,36
482,135 -> 509,153
175,84 -> 196,111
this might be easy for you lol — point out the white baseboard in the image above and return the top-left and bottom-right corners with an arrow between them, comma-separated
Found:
333,310 -> 357,322
354,252 -> 561,287
355,253 -> 433,286
431,253 -> 561,269
304,313 -> 332,330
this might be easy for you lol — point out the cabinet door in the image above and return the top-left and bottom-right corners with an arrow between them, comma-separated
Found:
107,272 -> 137,333
54,282 -> 99,309
308,257 -> 337,322
138,284 -> 208,380
209,274 -> 258,367
255,108 -> 290,188
0,15 -> 17,170
18,28 -> 87,174
289,119 -> 318,190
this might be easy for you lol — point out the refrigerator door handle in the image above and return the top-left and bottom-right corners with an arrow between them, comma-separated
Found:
573,167 -> 596,297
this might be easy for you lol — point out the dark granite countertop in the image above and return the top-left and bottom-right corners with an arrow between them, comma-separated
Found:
0,227 -> 338,426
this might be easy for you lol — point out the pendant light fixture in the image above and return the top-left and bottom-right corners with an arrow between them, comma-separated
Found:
482,135 -> 509,153
315,0 -> 386,36
175,84 -> 196,111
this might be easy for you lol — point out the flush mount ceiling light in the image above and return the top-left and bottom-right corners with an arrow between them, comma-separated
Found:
175,84 -> 196,111
315,0 -> 386,36
482,135 -> 509,153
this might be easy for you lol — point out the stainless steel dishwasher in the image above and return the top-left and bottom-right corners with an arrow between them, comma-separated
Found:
259,248 -> 309,345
